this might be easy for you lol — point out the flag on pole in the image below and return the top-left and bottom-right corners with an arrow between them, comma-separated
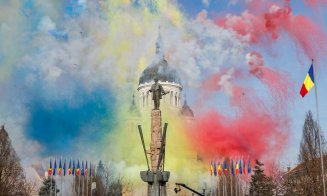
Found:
89,162 -> 92,177
85,161 -> 88,176
218,161 -> 222,176
63,159 -> 66,176
53,159 -> 57,176
68,159 -> 72,175
243,157 -> 246,174
300,63 -> 315,97
48,159 -> 53,176
76,160 -> 80,176
223,159 -> 228,175
239,159 -> 243,175
231,160 -> 234,175
213,161 -> 217,176
235,160 -> 239,175
247,158 -> 251,174
210,161 -> 214,176
81,161 -> 85,176
58,159 -> 62,176
72,160 -> 76,176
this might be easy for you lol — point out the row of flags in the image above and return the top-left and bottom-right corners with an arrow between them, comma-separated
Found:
48,159 -> 93,177
210,158 -> 251,176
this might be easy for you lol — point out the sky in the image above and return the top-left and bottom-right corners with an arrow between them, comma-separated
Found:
1,0 -> 327,187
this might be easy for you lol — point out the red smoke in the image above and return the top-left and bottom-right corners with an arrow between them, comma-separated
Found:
189,52 -> 292,161
304,0 -> 327,7
188,84 -> 289,161
215,4 -> 327,59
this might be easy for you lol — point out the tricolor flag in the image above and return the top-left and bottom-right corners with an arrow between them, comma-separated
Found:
85,161 -> 88,177
223,159 -> 228,175
72,160 -> 75,176
235,160 -> 239,175
58,159 -> 62,176
68,159 -> 72,175
76,160 -> 80,176
300,63 -> 315,97
53,159 -> 57,176
231,160 -> 234,175
81,161 -> 85,176
89,162 -> 92,177
247,158 -> 252,174
213,161 -> 217,176
48,159 -> 52,176
243,157 -> 246,174
210,161 -> 214,176
217,161 -> 222,176
239,159 -> 243,175
63,159 -> 66,176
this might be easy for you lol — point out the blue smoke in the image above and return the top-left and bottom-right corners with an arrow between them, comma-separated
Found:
25,86 -> 116,155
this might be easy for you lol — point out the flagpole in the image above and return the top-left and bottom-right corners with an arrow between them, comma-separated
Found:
313,59 -> 326,196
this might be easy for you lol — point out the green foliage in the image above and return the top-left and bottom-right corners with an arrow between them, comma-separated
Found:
39,177 -> 59,196
249,160 -> 274,196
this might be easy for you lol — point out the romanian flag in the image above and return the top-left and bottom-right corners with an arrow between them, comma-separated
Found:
68,159 -> 72,175
85,161 -> 88,177
300,63 -> 315,97
217,162 -> 222,176
89,162 -> 92,177
223,160 -> 228,175
53,159 -> 57,176
213,161 -> 217,176
243,158 -> 246,174
231,160 -> 234,175
210,161 -> 214,176
72,160 -> 75,176
76,160 -> 80,176
58,159 -> 62,176
247,158 -> 252,174
81,161 -> 85,176
48,159 -> 52,176
63,159 -> 66,176
235,160 -> 239,175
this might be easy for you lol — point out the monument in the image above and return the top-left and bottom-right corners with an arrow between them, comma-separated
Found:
138,78 -> 170,196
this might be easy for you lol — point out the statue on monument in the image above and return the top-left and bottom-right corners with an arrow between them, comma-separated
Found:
149,78 -> 169,110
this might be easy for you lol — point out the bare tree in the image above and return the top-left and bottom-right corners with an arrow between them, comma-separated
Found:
0,125 -> 32,195
283,111 -> 326,195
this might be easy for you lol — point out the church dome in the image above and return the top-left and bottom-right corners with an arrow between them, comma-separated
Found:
180,100 -> 194,117
138,58 -> 181,85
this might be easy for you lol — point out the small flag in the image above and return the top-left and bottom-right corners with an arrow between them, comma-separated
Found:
243,157 -> 246,174
239,159 -> 243,175
300,63 -> 315,97
223,159 -> 228,175
247,158 -> 251,174
235,160 -> 239,175
58,159 -> 62,176
72,160 -> 76,176
210,161 -> 214,176
68,159 -> 72,175
53,159 -> 57,176
85,161 -> 88,177
76,160 -> 80,176
48,159 -> 53,176
81,161 -> 85,176
89,162 -> 92,177
218,161 -> 222,176
63,159 -> 66,176
231,160 -> 234,175
213,161 -> 217,176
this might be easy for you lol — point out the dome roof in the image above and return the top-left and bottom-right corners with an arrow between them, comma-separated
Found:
180,100 -> 194,117
138,57 -> 181,85
139,29 -> 181,85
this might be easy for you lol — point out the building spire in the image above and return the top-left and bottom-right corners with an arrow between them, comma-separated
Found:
155,26 -> 163,56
